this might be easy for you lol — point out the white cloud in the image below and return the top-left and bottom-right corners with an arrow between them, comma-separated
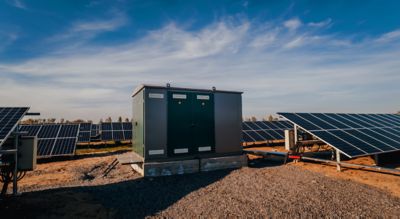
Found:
283,18 -> 302,31
375,29 -> 400,43
308,18 -> 332,28
1,19 -> 400,120
284,36 -> 304,48
249,30 -> 277,48
48,11 -> 127,43
72,17 -> 126,33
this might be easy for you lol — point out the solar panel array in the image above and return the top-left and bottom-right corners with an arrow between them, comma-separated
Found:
0,107 -> 29,147
20,124 -> 79,157
278,113 -> 400,158
100,122 -> 132,141
242,121 -> 293,143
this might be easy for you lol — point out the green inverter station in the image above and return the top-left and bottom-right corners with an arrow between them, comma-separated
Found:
130,84 -> 247,176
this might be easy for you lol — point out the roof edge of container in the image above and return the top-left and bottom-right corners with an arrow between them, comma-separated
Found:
132,84 -> 243,97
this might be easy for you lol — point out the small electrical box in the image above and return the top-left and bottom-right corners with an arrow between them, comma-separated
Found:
18,136 -> 37,171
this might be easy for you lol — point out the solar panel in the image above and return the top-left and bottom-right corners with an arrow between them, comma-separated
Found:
99,122 -> 132,142
79,123 -> 91,131
124,130 -> 132,140
77,123 -> 92,143
78,131 -> 91,143
19,125 -> 42,136
58,124 -> 79,138
37,124 -> 60,139
91,124 -> 99,137
21,123 -> 79,158
122,122 -> 132,130
37,139 -> 56,156
112,122 -> 123,130
121,122 -> 132,141
0,107 -> 29,147
101,131 -> 113,141
242,121 -> 292,143
278,113 -> 400,158
101,123 -> 112,131
52,138 -> 76,156
113,131 -> 124,141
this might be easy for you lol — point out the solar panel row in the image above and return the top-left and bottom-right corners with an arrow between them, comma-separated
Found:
242,121 -> 293,143
100,122 -> 132,141
278,113 -> 400,158
0,107 -> 29,147
20,123 -> 79,157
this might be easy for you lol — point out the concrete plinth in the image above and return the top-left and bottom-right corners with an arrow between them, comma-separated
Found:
132,159 -> 199,177
200,154 -> 247,172
131,154 -> 247,177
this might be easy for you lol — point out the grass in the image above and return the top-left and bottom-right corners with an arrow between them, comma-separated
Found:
75,143 -> 133,155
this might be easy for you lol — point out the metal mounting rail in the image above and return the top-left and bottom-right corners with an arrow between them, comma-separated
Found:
300,156 -> 400,175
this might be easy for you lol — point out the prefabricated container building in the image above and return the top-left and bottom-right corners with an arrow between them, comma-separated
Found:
132,84 -> 243,162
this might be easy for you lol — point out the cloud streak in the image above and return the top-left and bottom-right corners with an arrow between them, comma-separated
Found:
47,11 -> 128,44
1,18 -> 400,121
8,0 -> 26,9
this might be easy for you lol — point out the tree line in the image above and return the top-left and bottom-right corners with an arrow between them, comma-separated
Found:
243,115 -> 279,122
21,116 -> 132,125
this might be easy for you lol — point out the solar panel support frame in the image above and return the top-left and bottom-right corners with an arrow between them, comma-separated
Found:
336,149 -> 341,172
278,113 -> 400,158
279,115 -> 353,158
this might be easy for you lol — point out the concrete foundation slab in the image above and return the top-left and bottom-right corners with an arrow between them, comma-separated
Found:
200,154 -> 247,172
131,154 -> 247,177
132,159 -> 199,177
117,152 -> 143,165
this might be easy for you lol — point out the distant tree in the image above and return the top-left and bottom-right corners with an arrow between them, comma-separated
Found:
125,118 -> 130,122
118,116 -> 123,122
87,120 -> 93,123
268,115 -> 274,121
73,119 -> 84,123
251,116 -> 257,122
21,119 -> 35,124
60,118 -> 65,123
99,119 -> 103,123
47,118 -> 56,123
105,117 -> 112,122
397,111 -> 400,115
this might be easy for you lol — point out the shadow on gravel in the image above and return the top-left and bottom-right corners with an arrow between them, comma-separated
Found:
0,169 -> 233,218
37,150 -> 131,164
248,157 -> 285,168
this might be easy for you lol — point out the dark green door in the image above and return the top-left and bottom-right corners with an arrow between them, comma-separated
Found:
167,91 -> 215,157
192,93 -> 215,153
167,92 -> 193,156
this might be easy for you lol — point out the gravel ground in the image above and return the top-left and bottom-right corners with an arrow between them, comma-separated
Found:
1,154 -> 400,218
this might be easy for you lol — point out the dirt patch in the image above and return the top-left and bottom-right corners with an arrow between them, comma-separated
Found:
17,153 -> 140,193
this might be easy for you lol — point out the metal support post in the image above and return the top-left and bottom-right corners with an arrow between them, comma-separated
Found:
374,154 -> 379,166
336,150 -> 341,172
294,124 -> 298,145
13,127 -> 19,195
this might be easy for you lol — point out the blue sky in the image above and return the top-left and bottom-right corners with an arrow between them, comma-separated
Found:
1,0 -> 400,121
